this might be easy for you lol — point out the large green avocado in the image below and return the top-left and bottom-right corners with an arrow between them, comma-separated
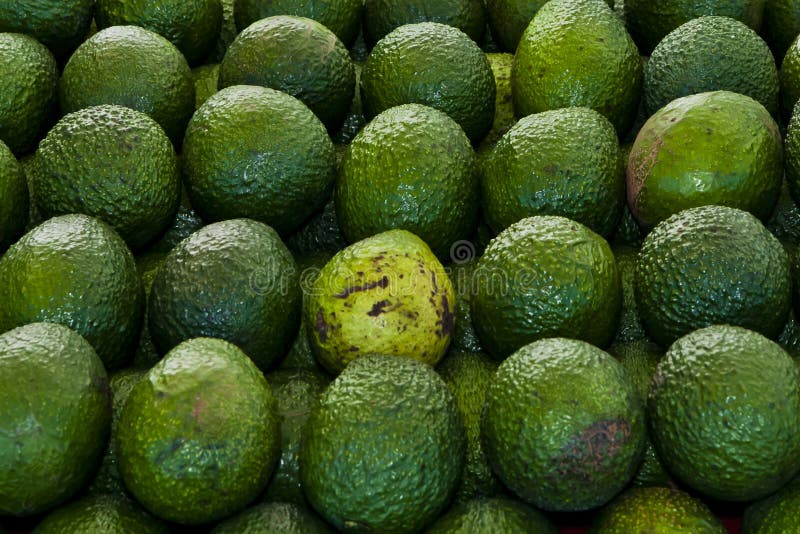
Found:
32,495 -> 167,534
763,0 -> 800,64
0,0 -> 94,58
743,477 -> 800,533
362,0 -> 486,46
212,501 -> 332,533
427,496 -> 557,533
234,0 -> 362,46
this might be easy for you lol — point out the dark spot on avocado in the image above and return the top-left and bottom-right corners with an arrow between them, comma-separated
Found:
316,309 -> 328,343
334,276 -> 389,298
555,419 -> 632,480
348,345 -> 359,352
435,295 -> 455,338
367,299 -> 391,317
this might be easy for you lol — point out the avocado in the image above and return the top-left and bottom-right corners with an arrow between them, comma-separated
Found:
0,323 -> 110,516
0,139 -> 27,251
148,218 -> 300,371
482,338 -> 645,511
648,325 -> 800,501
0,0 -> 94,59
767,181 -> 800,250
212,501 -> 333,533
448,260 -> 484,353
116,337 -> 281,524
336,103 -> 478,259
477,52 -> 516,153
210,0 -> 236,62
286,200 -> 347,257
300,354 -> 466,532
763,0 -> 800,64
32,104 -> 181,250
484,0 -> 547,52
635,205 -> 791,347
362,0 -> 486,46
612,246 -> 648,344
361,22 -> 496,143
0,214 -> 144,370
472,216 -> 621,359
743,476 -> 800,533
191,63 -> 220,109
512,0 -> 642,135
427,496 -> 557,534
33,495 -> 166,534
182,85 -> 336,236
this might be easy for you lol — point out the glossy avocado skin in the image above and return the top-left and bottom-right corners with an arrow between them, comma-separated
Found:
148,218 -> 301,371
0,214 -> 144,370
363,0 -> 486,46
784,97 -> 800,206
477,52 -> 516,153
0,33 -> 58,157
644,17 -> 778,118
634,205 -> 791,347
648,325 -> 800,501
426,496 -> 558,534
589,487 -> 726,533
182,85 -> 336,236
361,22 -> 496,143
481,107 -> 623,238
481,338 -> 646,512
612,246 -> 648,345
0,323 -> 111,517
300,355 -> 466,532
472,216 -> 621,360
116,338 -> 281,525
484,0 -> 548,53
219,16 -> 355,131
336,104 -> 478,259
212,501 -> 333,533
0,140 -> 28,251
448,260 -> 484,353
32,104 -> 182,250
512,0 -> 642,135
32,495 -> 167,534
0,0 -> 94,58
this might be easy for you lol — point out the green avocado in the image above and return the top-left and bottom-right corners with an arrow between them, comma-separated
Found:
362,0 -> 486,46
33,495 -> 167,534
0,139 -> 27,251
0,0 -> 95,59
212,501 -> 332,533
427,496 -> 557,533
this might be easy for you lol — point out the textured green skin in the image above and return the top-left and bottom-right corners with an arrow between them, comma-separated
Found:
477,52 -> 516,153
59,26 -> 195,145
0,33 -> 57,156
0,214 -> 144,369
779,310 -> 800,356
32,105 -> 181,250
484,0 -> 547,52
0,323 -> 111,516
286,200 -> 347,257
212,502 -> 333,533
234,0 -> 362,46
635,205 -> 791,347
624,0 -> 765,54
130,252 -> 167,369
363,0 -> 486,46
628,91 -> 783,231
512,0 -> 642,135
300,355 -> 466,532
192,63 -> 219,109
211,0 -> 236,62
481,107 -> 623,238
95,0 -> 222,65
784,100 -> 800,206
589,487 -> 725,533
472,216 -> 622,359
336,104 -> 478,258
436,350 -> 502,503
608,340 -> 670,487
0,0 -> 94,58
612,246 -> 648,344
0,140 -> 27,250
482,338 -> 645,511
305,229 -> 455,373
649,325 -> 800,500
644,17 -> 778,118
764,0 -> 800,64
611,145 -> 645,248
220,16 -> 355,131
743,477 -> 800,533
263,369 -> 330,505
145,187 -> 205,255
448,260 -> 483,352
33,495 -> 167,534
88,368 -> 147,498
766,182 -> 800,249
361,22 -> 496,143
149,219 -> 300,371
427,497 -> 557,534
332,62 -> 366,145
116,338 -> 281,524
183,85 -> 336,235
782,40 -> 800,125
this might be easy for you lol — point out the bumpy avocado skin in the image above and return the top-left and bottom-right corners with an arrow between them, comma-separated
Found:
0,140 -> 28,250
0,0 -> 95,58
148,219 -> 300,371
764,0 -> 800,64
0,323 -> 111,516
427,496 -> 557,534
448,260 -> 484,353
648,325 -> 800,501
512,0 -> 642,135
783,99 -> 800,205
361,22 -> 496,143
212,501 -> 333,533
336,104 -> 478,259
300,355 -> 466,532
234,0 -> 362,46
477,52 -> 516,153
305,229 -> 456,374
33,494 -> 167,534
219,16 -> 355,131
612,246 -> 648,344
32,104 -> 181,250
59,26 -> 195,145
183,85 -> 336,236
472,216 -> 621,359
644,17 -> 778,117
116,338 -> 281,524
484,0 -> 548,52
363,0 -> 486,46
634,205 -> 791,347
589,486 -> 726,533
0,214 -> 144,370
481,107 -> 623,238
743,477 -> 800,533
481,338 -> 646,511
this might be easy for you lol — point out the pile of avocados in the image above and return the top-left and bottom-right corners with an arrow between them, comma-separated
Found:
5,0 -> 800,532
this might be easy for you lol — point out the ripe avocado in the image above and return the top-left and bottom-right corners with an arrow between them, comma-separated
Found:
362,0 -> 486,46
0,0 -> 94,59
32,495 -> 167,534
